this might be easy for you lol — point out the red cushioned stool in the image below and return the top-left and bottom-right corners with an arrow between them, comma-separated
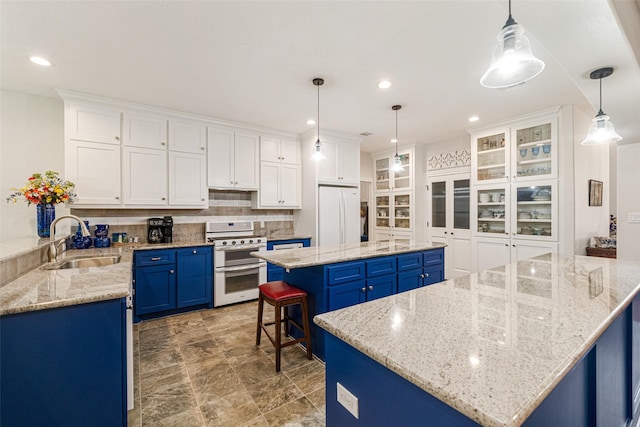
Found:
256,281 -> 312,372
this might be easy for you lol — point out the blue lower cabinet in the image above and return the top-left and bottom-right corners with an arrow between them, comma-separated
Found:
366,274 -> 397,301
328,280 -> 367,310
1,299 -> 127,426
176,247 -> 213,308
134,246 -> 213,321
135,263 -> 177,315
398,269 -> 423,293
423,265 -> 444,286
266,238 -> 311,281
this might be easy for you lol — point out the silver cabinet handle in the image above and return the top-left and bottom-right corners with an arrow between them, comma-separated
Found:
169,270 -> 174,274
361,287 -> 366,293
368,285 -> 373,291
150,257 -> 161,261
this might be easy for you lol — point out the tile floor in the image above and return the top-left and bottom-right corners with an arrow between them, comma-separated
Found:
127,301 -> 327,427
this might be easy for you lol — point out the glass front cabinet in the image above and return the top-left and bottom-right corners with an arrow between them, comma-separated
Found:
374,148 -> 414,240
474,181 -> 557,241
375,192 -> 412,231
471,114 -> 557,185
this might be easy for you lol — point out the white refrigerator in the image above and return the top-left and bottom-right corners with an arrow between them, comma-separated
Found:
318,186 -> 360,246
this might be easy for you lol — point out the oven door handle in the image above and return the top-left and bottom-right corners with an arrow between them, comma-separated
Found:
215,245 -> 266,252
216,263 -> 265,272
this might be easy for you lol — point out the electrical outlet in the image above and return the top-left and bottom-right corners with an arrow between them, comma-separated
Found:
337,382 -> 359,419
629,212 -> 640,224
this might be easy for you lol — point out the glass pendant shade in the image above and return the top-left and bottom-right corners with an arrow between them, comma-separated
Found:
311,139 -> 327,161
581,113 -> 623,145
391,154 -> 404,172
480,22 -> 545,88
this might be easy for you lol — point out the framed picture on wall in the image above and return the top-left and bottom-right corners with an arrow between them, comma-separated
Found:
589,179 -> 603,206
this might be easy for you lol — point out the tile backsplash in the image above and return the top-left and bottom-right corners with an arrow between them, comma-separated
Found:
71,190 -> 295,243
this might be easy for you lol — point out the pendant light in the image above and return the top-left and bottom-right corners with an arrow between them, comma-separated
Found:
480,0 -> 545,89
581,67 -> 623,145
311,78 -> 327,161
391,105 -> 404,173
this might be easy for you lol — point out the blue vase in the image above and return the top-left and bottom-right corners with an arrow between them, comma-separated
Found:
36,204 -> 56,238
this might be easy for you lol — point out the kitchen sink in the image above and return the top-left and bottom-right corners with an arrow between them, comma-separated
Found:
41,255 -> 122,270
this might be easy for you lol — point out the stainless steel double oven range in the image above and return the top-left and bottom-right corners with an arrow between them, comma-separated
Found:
206,221 -> 266,307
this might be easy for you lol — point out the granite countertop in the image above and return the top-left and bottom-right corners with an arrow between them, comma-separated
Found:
252,240 -> 446,269
314,254 -> 640,427
0,239 -> 216,316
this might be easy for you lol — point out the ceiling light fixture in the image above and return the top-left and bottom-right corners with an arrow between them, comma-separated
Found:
29,56 -> 52,67
480,0 -> 545,89
581,67 -> 622,145
378,80 -> 392,89
468,116 -> 480,122
306,119 -> 316,125
391,105 -> 404,173
311,78 -> 327,161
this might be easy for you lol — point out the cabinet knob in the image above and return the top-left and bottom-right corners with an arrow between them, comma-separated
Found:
505,232 -> 509,235
115,136 -> 120,140
444,231 -> 448,234
425,273 -> 429,278
368,285 -> 373,291
512,232 -> 516,235
231,181 -> 234,184
169,270 -> 174,274
115,196 -> 120,200
193,250 -> 197,254
201,147 -> 204,150
504,244 -> 509,247
420,274 -> 425,279
150,257 -> 161,261
450,233 -> 454,236
235,181 -> 238,184
162,197 -> 166,201
361,287 -> 366,293
161,142 -> 166,146
201,198 -> 205,201
512,244 -> 516,247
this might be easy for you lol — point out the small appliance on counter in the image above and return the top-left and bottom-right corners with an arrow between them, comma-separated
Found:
147,216 -> 173,244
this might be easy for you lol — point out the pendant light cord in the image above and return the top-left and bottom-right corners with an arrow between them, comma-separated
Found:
317,83 -> 320,143
395,108 -> 399,157
598,77 -> 604,115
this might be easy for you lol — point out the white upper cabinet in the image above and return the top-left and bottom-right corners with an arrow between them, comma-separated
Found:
68,104 -> 121,145
207,126 -> 259,190
317,138 -> 360,186
122,113 -> 168,149
122,146 -> 168,205
261,135 -> 301,165
66,139 -> 121,205
169,120 -> 207,154
169,151 -> 207,207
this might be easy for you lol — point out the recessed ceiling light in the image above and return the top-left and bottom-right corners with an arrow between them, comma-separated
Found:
390,138 -> 398,143
468,116 -> 480,122
306,119 -> 316,125
378,80 -> 392,89
29,56 -> 53,67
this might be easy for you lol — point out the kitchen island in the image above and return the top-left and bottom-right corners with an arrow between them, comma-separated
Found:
314,254 -> 640,426
253,240 -> 446,360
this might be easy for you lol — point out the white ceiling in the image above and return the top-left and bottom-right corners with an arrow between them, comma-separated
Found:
1,0 -> 639,153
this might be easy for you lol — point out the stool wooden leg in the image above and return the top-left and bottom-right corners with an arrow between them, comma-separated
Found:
275,301 -> 282,372
301,298 -> 312,360
283,305 -> 290,337
256,293 -> 264,346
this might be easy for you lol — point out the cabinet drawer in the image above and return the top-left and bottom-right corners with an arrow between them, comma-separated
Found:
423,265 -> 444,286
135,250 -> 175,267
423,249 -> 444,266
328,280 -> 367,310
327,262 -> 365,286
366,257 -> 397,277
397,253 -> 422,271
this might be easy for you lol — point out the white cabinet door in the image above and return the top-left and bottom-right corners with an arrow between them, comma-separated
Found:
260,136 -> 281,163
122,113 -> 167,149
280,164 -> 301,208
66,140 -> 121,205
207,126 -> 234,189
317,140 -> 340,184
122,147 -> 167,205
258,162 -> 280,207
233,131 -> 259,190
474,237 -> 511,272
68,104 -> 121,145
340,142 -> 360,185
169,152 -> 207,207
169,120 -> 206,154
511,240 -> 558,261
280,138 -> 300,165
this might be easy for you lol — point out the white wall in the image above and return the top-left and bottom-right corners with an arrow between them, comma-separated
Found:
360,151 -> 372,180
617,143 -> 640,261
423,134 -> 470,156
1,91 -> 70,241
609,143 -> 617,216
572,104 -> 610,254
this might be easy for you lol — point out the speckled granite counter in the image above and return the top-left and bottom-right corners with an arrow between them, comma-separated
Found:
0,240 -> 214,316
314,254 -> 640,426
253,240 -> 445,269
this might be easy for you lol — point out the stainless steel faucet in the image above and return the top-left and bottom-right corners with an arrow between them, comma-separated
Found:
48,215 -> 90,262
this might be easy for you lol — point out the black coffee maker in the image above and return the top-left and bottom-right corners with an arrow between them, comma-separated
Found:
147,216 -> 173,244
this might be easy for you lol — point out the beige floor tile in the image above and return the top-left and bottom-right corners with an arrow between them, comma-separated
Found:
235,356 -> 284,387
141,381 -> 198,425
285,361 -> 325,395
244,374 -> 304,412
180,338 -> 223,363
139,346 -> 183,375
199,388 -> 262,427
238,415 -> 270,427
306,388 -> 326,416
127,406 -> 141,427
140,363 -> 191,394
224,343 -> 272,366
187,359 -> 243,404
153,406 -> 206,427
262,396 -> 325,427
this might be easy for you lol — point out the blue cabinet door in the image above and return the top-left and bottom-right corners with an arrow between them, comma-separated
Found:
367,274 -> 397,301
1,299 -> 127,427
176,247 -> 213,308
328,280 -> 367,310
135,264 -> 177,315
423,265 -> 444,286
397,269 -> 422,293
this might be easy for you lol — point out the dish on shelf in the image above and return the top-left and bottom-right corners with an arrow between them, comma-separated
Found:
532,196 -> 551,201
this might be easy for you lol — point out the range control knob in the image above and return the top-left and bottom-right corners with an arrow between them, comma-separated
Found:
222,241 -> 227,245
241,240 -> 245,244
249,239 -> 253,244
257,238 -> 262,243
232,240 -> 236,245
